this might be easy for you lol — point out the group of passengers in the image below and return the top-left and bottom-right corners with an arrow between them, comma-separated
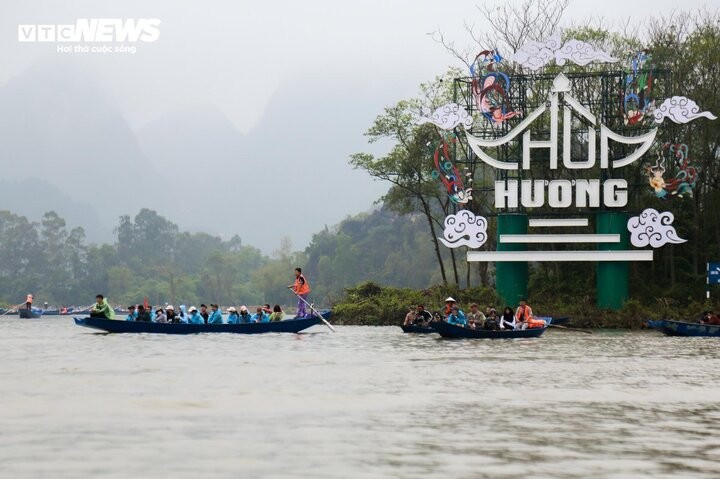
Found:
125,303 -> 285,324
89,294 -> 285,324
403,297 -> 545,330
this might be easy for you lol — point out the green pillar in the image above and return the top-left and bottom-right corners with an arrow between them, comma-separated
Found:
596,211 -> 629,310
496,213 -> 528,305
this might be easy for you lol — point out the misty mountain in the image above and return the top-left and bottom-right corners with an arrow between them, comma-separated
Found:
0,60 -> 163,230
136,73 -> 391,251
0,178 -> 110,243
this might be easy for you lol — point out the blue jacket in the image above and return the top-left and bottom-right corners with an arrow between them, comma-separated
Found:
208,310 -> 223,324
227,312 -> 240,324
238,312 -> 252,323
125,312 -> 137,321
447,310 -> 467,326
251,312 -> 270,323
188,311 -> 204,324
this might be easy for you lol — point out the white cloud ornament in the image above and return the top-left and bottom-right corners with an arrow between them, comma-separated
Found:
439,210 -> 488,249
627,208 -> 687,248
652,96 -> 717,124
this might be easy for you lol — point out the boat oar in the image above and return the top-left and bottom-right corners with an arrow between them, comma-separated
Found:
548,324 -> 593,334
288,288 -> 335,332
1,302 -> 26,317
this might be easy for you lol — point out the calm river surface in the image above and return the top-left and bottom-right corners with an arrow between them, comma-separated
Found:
1,317 -> 719,478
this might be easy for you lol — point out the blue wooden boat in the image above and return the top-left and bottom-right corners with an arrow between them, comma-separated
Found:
19,309 -> 42,319
400,324 -> 435,334
647,319 -> 720,337
431,320 -> 548,339
74,310 -> 332,334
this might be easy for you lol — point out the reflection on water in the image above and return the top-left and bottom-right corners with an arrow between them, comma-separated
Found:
1,317 -> 719,478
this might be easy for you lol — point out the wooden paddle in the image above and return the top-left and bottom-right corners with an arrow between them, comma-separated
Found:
548,324 -> 593,334
288,288 -> 335,332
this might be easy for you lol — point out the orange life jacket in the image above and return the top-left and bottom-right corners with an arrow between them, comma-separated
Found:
516,305 -> 533,322
527,318 -> 546,329
294,274 -> 310,295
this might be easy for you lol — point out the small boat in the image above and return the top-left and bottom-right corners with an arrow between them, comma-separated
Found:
74,310 -> 332,335
647,319 -> 720,337
400,324 -> 435,334
431,320 -> 548,339
19,309 -> 42,319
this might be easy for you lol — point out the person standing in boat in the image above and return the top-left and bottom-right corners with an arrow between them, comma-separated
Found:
187,306 -> 204,324
89,294 -> 116,319
288,267 -> 311,318
207,304 -> 223,324
25,293 -> 33,311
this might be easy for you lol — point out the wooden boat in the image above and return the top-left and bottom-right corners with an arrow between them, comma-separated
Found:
74,310 -> 332,335
647,319 -> 720,337
19,309 -> 42,319
538,316 -> 569,326
400,324 -> 435,334
431,320 -> 548,339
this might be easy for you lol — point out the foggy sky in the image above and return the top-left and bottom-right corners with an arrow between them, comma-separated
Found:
0,0 -> 713,253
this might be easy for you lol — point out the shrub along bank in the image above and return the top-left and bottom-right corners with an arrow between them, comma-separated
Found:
330,282 -> 717,328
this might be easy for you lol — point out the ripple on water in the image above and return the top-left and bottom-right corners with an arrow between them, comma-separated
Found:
1,319 -> 720,478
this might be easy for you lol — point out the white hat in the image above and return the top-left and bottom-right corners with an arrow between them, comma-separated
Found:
445,297 -> 456,302
227,307 -> 237,312
166,305 -> 174,310
240,305 -> 248,312
188,306 -> 197,312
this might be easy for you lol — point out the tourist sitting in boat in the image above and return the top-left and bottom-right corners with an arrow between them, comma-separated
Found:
700,311 -> 720,325
500,306 -> 515,330
178,305 -> 188,323
443,297 -> 457,317
89,294 -> 116,319
226,307 -> 240,324
155,307 -> 168,323
208,304 -> 223,324
125,305 -> 137,321
187,306 -> 204,324
238,306 -> 252,323
251,306 -> 270,323
467,303 -> 486,329
200,304 -> 209,323
269,304 -> 284,322
515,299 -> 546,329
446,305 -> 467,327
166,305 -> 178,323
263,304 -> 273,315
403,306 -> 417,326
415,305 -> 432,325
135,305 -> 151,322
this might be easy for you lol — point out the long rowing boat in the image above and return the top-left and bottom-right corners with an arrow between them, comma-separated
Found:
74,310 -> 332,335
431,320 -> 548,339
647,319 -> 720,337
400,324 -> 435,334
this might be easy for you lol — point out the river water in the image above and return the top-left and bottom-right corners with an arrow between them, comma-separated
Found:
1,317 -> 719,478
